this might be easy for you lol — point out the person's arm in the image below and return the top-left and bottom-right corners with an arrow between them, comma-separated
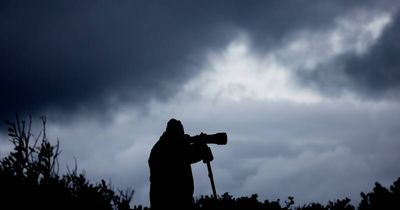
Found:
187,143 -> 213,164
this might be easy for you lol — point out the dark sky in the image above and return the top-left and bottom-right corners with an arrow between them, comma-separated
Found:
1,0 -> 400,207
2,0 -> 399,118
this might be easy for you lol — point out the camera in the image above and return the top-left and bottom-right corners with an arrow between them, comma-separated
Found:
187,132 -> 228,145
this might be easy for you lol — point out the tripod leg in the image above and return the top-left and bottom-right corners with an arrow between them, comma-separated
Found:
206,161 -> 217,199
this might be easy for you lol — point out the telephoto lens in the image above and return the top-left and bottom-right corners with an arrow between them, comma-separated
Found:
188,132 -> 227,145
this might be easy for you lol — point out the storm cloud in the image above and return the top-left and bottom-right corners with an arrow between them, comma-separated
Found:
1,0 -> 397,119
299,9 -> 400,99
343,12 -> 400,97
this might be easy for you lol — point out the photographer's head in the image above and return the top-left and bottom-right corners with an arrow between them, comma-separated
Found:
165,118 -> 184,139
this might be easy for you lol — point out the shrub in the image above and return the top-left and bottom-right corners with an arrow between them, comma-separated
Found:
0,115 -> 134,210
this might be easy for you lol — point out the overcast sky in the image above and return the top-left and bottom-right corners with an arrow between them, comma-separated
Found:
1,0 -> 400,207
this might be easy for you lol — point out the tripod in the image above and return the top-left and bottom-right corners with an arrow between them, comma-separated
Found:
205,160 -> 217,199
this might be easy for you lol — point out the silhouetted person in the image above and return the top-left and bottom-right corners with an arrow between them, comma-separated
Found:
148,118 -> 213,210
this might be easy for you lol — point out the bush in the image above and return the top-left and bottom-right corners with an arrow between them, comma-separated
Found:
358,178 -> 400,210
0,115 -> 135,210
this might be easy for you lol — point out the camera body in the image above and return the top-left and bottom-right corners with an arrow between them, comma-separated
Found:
187,132 -> 228,145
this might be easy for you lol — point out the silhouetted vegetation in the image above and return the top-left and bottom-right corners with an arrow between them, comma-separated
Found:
0,115 -> 399,209
0,115 -> 136,210
192,180 -> 400,210
358,178 -> 400,210
192,193 -> 355,210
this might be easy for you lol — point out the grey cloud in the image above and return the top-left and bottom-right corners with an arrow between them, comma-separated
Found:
344,12 -> 400,98
0,0 -> 388,120
299,10 -> 400,99
0,0 -> 232,120
203,101 -> 400,205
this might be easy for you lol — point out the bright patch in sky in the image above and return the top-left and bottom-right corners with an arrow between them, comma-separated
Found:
182,11 -> 392,104
184,38 -> 324,103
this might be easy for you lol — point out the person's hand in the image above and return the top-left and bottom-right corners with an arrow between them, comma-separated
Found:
201,144 -> 214,163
